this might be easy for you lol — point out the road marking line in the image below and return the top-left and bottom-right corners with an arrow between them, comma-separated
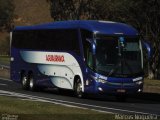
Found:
0,89 -> 159,116
0,83 -> 7,86
0,78 -> 12,82
0,90 -> 112,114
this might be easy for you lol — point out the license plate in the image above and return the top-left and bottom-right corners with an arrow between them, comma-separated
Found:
117,89 -> 126,93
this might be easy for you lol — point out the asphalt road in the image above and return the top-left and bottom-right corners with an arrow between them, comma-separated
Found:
0,78 -> 160,117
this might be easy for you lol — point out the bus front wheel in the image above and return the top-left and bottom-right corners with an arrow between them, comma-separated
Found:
74,79 -> 83,98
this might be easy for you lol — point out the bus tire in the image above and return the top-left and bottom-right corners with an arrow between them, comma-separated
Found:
21,75 -> 29,90
74,78 -> 83,98
28,75 -> 36,91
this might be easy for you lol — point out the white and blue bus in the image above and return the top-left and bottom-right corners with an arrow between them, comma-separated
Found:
11,20 -> 144,98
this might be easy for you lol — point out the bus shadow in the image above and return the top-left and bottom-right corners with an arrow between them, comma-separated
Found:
35,88 -> 160,104
88,92 -> 160,104
42,88 -> 75,97
128,92 -> 160,104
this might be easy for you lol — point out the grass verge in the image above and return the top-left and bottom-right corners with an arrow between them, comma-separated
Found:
0,69 -> 10,79
0,56 -> 10,79
0,96 -> 114,120
144,79 -> 160,87
0,55 -> 10,65
143,79 -> 160,93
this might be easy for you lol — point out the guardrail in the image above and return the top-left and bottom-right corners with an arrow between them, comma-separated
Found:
0,64 -> 10,69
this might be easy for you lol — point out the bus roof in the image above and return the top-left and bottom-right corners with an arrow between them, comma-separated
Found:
14,20 -> 138,36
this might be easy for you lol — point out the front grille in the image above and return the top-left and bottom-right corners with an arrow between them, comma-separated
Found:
106,81 -> 135,86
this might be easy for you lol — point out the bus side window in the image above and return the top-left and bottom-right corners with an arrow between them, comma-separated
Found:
81,29 -> 93,69
86,44 -> 93,69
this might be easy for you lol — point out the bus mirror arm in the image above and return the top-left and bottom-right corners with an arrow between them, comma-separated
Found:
142,40 -> 152,61
140,34 -> 152,61
86,38 -> 96,55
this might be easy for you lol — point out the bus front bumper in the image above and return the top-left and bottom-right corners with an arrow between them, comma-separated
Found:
85,81 -> 143,95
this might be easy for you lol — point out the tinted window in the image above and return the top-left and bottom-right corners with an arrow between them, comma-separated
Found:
80,29 -> 93,60
12,29 -> 80,54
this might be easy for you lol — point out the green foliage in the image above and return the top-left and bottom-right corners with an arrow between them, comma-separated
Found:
0,55 -> 10,65
0,0 -> 14,31
0,96 -> 113,120
0,35 -> 10,55
48,0 -> 94,20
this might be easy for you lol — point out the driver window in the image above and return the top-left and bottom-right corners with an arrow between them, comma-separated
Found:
81,29 -> 93,69
86,45 -> 93,69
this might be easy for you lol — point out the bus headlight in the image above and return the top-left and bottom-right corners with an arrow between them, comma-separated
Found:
97,78 -> 107,84
135,80 -> 143,85
133,77 -> 143,82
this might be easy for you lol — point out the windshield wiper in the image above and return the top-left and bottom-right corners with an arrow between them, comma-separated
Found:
107,51 -> 133,77
122,57 -> 133,75
107,61 -> 121,77
107,58 -> 133,77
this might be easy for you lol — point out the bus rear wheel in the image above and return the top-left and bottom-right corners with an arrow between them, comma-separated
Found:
21,75 -> 29,90
74,79 -> 83,98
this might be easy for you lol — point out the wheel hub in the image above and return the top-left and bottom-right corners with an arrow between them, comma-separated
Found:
77,83 -> 82,94
29,79 -> 34,88
22,77 -> 27,85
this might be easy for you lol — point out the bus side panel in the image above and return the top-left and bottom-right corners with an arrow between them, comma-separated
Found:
10,48 -> 56,88
11,49 -> 86,90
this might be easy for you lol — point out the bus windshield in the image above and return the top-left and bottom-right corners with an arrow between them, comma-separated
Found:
95,36 -> 142,77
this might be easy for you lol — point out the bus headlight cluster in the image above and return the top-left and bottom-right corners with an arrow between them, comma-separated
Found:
133,77 -> 143,85
90,74 -> 107,84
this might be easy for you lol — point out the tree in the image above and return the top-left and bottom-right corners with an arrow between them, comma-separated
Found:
0,35 -> 10,55
47,0 -> 95,20
0,0 -> 14,31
